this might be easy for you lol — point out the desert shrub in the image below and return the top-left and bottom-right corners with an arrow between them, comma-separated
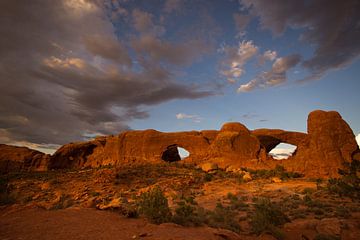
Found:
0,177 -> 15,205
203,173 -> 213,182
118,204 -> 139,218
335,206 -> 350,218
327,160 -> 360,199
205,202 -> 241,233
137,186 -> 172,224
51,194 -> 73,210
227,192 -> 248,210
171,196 -> 241,233
250,198 -> 289,239
243,165 -> 303,180
172,197 -> 200,226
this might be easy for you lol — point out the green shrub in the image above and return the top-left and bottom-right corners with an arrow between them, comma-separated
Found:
0,177 -> 15,206
244,165 -> 303,180
327,160 -> 360,199
172,199 -> 200,226
137,186 -> 172,224
205,203 -> 241,233
203,173 -> 213,182
250,198 -> 289,238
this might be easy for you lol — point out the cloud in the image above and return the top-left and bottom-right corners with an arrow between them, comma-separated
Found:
356,133 -> 360,147
269,143 -> 297,160
233,13 -> 251,31
220,40 -> 258,83
0,0 -> 213,148
83,35 -> 132,66
131,8 -> 166,37
176,113 -> 202,123
240,0 -> 360,82
258,50 -> 277,65
238,54 -> 301,92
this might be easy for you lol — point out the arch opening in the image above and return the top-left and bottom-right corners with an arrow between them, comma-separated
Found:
269,143 -> 297,160
161,145 -> 190,162
178,147 -> 190,159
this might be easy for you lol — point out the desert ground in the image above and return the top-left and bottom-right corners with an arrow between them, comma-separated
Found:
1,163 -> 359,240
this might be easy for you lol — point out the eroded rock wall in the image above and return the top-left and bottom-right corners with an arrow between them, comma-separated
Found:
0,144 -> 49,173
1,110 -> 359,177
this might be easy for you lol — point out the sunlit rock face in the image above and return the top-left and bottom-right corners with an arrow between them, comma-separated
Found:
1,110 -> 359,178
0,144 -> 49,173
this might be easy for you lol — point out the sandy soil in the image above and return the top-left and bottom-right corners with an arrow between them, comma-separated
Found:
0,207 -> 242,240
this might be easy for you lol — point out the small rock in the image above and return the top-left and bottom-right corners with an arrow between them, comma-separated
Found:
200,163 -> 218,172
316,218 -> 341,236
40,182 -> 50,190
271,177 -> 282,183
96,198 -> 122,210
242,172 -> 252,181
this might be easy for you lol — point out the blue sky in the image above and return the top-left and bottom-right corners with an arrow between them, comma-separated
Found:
0,0 -> 359,153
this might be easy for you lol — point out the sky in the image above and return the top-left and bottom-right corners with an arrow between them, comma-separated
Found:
0,0 -> 360,154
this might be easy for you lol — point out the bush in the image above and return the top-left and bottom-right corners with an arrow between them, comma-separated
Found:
137,186 -> 172,224
327,160 -> 360,199
172,197 -> 241,233
0,177 -> 15,206
205,203 -> 242,233
244,165 -> 303,180
250,198 -> 289,238
172,198 -> 200,226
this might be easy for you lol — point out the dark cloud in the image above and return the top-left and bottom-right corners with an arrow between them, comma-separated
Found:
241,0 -> 360,81
83,35 -> 132,66
0,0 -> 213,148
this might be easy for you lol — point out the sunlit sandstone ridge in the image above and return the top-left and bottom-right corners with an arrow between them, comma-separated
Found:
1,110 -> 359,178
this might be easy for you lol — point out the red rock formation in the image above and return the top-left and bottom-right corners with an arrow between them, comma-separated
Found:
283,110 -> 359,177
2,110 -> 359,178
0,144 -> 49,173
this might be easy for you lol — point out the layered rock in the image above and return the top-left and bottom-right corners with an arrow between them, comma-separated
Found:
0,144 -> 49,173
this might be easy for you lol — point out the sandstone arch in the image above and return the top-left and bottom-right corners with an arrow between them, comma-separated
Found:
251,129 -> 307,153
2,110 -> 359,178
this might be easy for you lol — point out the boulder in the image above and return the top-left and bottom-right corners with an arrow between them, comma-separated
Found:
271,177 -> 282,183
242,171 -> 252,182
200,163 -> 218,172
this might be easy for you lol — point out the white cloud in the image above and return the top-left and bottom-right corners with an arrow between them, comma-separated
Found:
238,54 -> 301,92
259,50 -> 277,65
176,113 -> 202,123
269,143 -> 297,160
237,79 -> 257,92
221,40 -> 258,83
356,133 -> 360,147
